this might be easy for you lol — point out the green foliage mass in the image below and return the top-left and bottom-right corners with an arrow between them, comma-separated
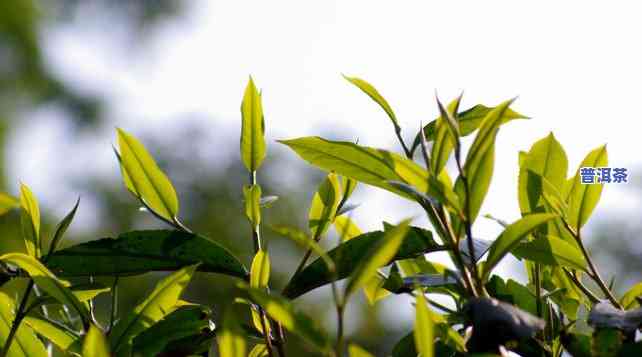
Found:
0,76 -> 639,357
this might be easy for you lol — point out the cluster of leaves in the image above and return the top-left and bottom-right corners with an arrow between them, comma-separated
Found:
0,76 -> 640,357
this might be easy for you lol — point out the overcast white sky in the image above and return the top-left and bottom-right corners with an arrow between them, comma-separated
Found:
11,0 -> 641,285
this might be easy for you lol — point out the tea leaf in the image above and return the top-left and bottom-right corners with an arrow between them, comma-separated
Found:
0,253 -> 90,323
250,249 -> 270,289
431,97 -> 462,175
283,226 -> 439,299
109,264 -> 198,352
218,306 -> 246,357
0,293 -> 48,357
47,197 -> 80,257
23,316 -> 79,354
567,145 -> 608,229
279,137 -> 431,201
19,183 -> 40,257
116,128 -> 179,221
411,104 -> 528,154
620,282 -> 642,309
309,173 -> 341,240
512,235 -> 587,271
46,230 -> 247,279
483,214 -> 557,278
82,324 -> 110,357
345,219 -> 411,298
348,343 -> 375,357
0,192 -> 19,216
243,184 -> 262,228
132,305 -> 214,356
249,344 -> 269,357
343,75 -> 398,129
414,292 -> 434,357
334,215 -> 362,242
240,77 -> 267,172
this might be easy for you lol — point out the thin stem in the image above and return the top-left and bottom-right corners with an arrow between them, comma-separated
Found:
563,268 -> 600,304
535,264 -> 543,319
1,280 -> 35,357
394,127 -> 412,158
453,144 -> 482,292
109,277 -> 119,333
561,219 -> 621,307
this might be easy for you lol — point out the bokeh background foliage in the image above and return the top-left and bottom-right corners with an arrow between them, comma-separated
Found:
0,1 -> 640,356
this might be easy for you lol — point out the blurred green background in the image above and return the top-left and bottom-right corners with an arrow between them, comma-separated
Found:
1,1 -> 639,356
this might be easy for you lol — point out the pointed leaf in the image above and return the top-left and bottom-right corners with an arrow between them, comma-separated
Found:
249,344 -> 269,357
46,230 -> 247,279
47,198 -> 80,258
482,214 -> 557,278
250,249 -> 270,289
279,137 -> 432,201
345,219 -> 411,298
109,264 -> 198,352
116,128 -> 179,221
82,324 -> 110,357
334,215 -> 362,242
343,75 -> 398,129
414,292 -> 434,357
411,104 -> 528,154
0,253 -> 90,323
620,282 -> 642,310
567,145 -> 608,229
243,184 -> 262,228
19,183 -> 40,257
240,77 -> 267,172
431,97 -> 461,175
309,173 -> 341,239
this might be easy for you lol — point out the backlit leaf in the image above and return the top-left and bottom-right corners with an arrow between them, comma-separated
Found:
309,173 -> 341,240
243,184 -> 262,229
82,324 -> 110,357
620,282 -> 642,309
218,306 -> 246,357
0,293 -> 48,357
249,344 -> 269,357
334,215 -> 362,242
116,128 -> 179,221
47,197 -> 80,257
345,219 -> 411,298
19,183 -> 40,257
23,316 -> 79,354
0,193 -> 19,216
279,137 -> 431,201
0,253 -> 90,323
431,97 -> 462,175
240,77 -> 267,172
343,75 -> 399,129
482,214 -> 557,278
414,291 -> 434,357
109,264 -> 198,353
348,343 -> 375,357
250,249 -> 270,289
567,145 -> 608,229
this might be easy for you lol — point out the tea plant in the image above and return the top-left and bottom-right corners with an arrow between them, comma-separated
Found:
0,76 -> 640,357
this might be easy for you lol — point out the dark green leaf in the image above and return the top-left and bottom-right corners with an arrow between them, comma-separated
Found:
47,197 -> 80,258
132,305 -> 214,357
283,226 -> 439,299
46,230 -> 247,279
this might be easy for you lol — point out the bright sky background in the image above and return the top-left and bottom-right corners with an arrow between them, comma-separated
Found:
9,0 -> 642,331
